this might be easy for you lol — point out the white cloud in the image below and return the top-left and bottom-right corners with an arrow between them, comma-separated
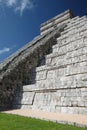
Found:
0,47 -> 10,55
15,0 -> 34,16
0,0 -> 34,15
6,0 -> 17,6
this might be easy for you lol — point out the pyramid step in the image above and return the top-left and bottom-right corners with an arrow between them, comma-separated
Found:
46,52 -> 66,66
52,35 -> 87,57
41,18 -> 71,35
64,19 -> 87,33
36,73 -> 87,90
69,16 -> 80,22
46,47 -> 87,67
68,16 -> 87,26
55,33 -> 80,48
58,25 -> 87,44
58,31 -> 87,47
66,16 -> 87,27
52,33 -> 87,50
37,58 -> 87,79
57,35 -> 80,47
36,62 -> 87,90
66,46 -> 87,59
61,19 -> 87,35
40,10 -> 73,33
13,84 -> 36,108
50,43 -> 87,59
53,35 -> 84,52
66,61 -> 87,76
70,15 -> 86,22
61,19 -> 87,34
13,91 -> 35,106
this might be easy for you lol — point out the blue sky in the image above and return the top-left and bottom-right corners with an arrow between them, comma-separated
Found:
0,0 -> 87,61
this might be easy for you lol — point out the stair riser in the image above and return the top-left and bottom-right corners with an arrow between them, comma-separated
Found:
61,22 -> 87,37
14,87 -> 87,115
21,73 -> 87,92
65,16 -> 87,28
54,28 -> 87,50
13,14 -> 87,115
53,37 -> 85,54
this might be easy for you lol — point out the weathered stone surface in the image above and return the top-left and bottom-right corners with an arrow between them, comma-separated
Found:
0,25 -> 67,110
0,23 -> 67,110
0,10 -> 87,115
40,10 -> 73,35
13,92 -> 35,105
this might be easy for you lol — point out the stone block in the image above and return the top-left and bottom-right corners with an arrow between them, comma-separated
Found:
33,92 -> 61,107
61,107 -> 79,114
51,55 -> 66,66
21,105 -> 33,109
71,101 -> 78,107
84,102 -> 87,106
81,88 -> 87,92
55,106 -> 61,112
66,62 -> 87,76
66,54 -> 87,65
23,84 -> 35,91
78,107 -> 87,115
46,57 -> 52,65
62,21 -> 87,38
36,70 -> 47,81
36,80 -> 47,90
47,70 -> 55,79
66,47 -> 87,59
78,101 -> 85,107
21,92 -> 35,105
68,16 -> 86,23
81,92 -> 87,97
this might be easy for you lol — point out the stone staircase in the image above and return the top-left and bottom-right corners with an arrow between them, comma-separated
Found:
13,15 -> 87,115
1,10 -> 73,111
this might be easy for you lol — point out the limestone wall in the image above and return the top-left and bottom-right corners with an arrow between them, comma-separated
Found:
14,15 -> 87,115
0,10 -> 73,110
1,10 -> 87,115
0,23 -> 66,110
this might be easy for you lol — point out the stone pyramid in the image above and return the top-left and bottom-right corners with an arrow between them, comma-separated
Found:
0,10 -> 87,115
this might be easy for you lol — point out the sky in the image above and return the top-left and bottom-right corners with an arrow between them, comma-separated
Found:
0,0 -> 87,62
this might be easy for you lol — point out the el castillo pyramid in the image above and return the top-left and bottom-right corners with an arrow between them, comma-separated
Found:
0,10 -> 87,115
